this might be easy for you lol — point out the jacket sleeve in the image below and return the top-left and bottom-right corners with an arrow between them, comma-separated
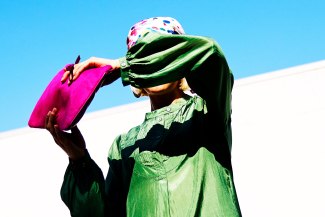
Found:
60,150 -> 106,217
119,32 -> 233,124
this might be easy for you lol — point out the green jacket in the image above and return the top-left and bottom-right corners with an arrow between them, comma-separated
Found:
61,32 -> 241,217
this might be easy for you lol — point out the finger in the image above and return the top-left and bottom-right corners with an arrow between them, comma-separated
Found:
73,58 -> 95,80
45,110 -> 64,149
46,108 -> 58,133
48,108 -> 57,123
71,63 -> 85,81
45,110 -> 51,129
45,110 -> 55,131
61,70 -> 70,83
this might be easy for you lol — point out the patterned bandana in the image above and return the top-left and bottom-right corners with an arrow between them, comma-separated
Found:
126,17 -> 185,49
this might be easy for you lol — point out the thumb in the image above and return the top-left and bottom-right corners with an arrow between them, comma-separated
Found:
71,125 -> 81,135
71,126 -> 86,149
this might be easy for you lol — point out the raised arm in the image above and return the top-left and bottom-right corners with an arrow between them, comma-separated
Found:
119,32 -> 233,123
46,108 -> 106,217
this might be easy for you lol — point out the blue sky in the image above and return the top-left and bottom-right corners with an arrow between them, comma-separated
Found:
0,0 -> 324,132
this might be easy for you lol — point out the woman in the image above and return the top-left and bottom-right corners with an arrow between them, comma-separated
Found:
46,17 -> 241,217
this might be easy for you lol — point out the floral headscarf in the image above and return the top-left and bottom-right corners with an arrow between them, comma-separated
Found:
126,17 -> 185,49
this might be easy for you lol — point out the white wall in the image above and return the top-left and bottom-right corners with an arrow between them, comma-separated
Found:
0,101 -> 150,217
0,60 -> 324,216
231,60 -> 325,216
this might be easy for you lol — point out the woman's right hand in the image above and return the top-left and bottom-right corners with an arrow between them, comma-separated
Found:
45,108 -> 86,161
61,57 -> 120,85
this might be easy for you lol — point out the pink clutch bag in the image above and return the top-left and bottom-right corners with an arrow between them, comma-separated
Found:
28,59 -> 113,131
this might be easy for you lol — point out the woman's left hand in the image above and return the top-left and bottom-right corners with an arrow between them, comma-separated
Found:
61,57 -> 120,85
45,107 -> 87,161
